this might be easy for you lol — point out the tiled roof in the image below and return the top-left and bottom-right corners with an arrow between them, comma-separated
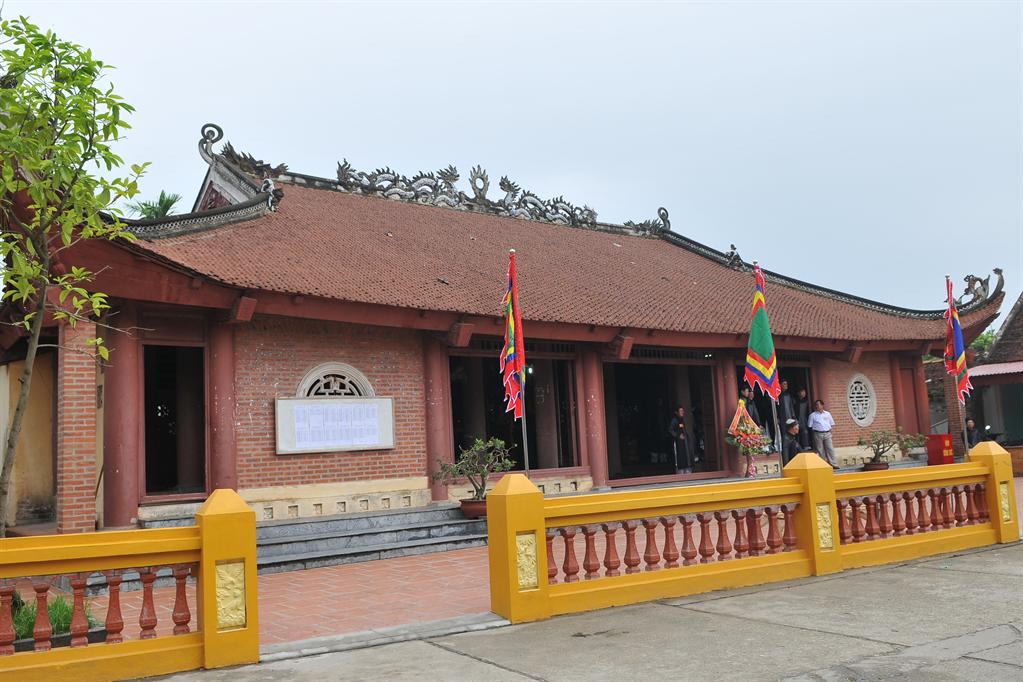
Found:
986,290 -> 1023,363
131,183 -> 1001,342
971,361 -> 1023,378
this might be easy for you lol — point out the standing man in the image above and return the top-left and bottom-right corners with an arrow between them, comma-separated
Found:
782,418 -> 801,466
740,386 -> 762,429
795,387 -> 811,450
807,399 -> 839,469
669,406 -> 694,475
965,418 -> 980,449
777,379 -> 796,452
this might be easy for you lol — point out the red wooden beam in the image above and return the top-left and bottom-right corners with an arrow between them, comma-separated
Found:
230,295 -> 258,323
447,321 -> 474,347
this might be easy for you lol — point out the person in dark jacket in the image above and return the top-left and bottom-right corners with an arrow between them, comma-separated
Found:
740,386 -> 762,428
668,406 -> 694,474
795,387 -> 811,449
779,380 -> 796,424
965,418 -> 981,449
782,418 -> 802,465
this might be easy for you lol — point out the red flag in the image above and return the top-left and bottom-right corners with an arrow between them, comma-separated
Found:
500,250 -> 525,419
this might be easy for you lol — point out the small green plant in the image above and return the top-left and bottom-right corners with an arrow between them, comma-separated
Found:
857,428 -> 927,464
12,594 -> 99,640
433,437 -> 516,501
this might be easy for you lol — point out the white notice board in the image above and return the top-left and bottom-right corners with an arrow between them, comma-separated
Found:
275,397 -> 395,455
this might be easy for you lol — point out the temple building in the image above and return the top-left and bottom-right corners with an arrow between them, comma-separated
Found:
0,124 -> 1006,533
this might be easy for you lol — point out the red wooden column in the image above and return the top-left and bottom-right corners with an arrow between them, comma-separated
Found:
889,354 -> 907,432
718,358 -> 740,474
209,321 -> 237,490
103,305 -> 141,528
580,347 -> 609,488
423,335 -> 454,501
56,319 -> 98,534
912,357 -> 931,435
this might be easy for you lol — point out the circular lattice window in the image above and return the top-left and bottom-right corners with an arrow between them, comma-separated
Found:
297,363 -> 375,398
846,373 -> 877,427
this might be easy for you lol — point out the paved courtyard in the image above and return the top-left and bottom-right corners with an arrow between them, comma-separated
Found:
162,540 -> 1023,681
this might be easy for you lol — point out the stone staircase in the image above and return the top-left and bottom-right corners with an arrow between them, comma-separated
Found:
136,501 -> 487,579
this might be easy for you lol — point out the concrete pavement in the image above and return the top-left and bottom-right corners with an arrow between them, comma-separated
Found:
159,542 -> 1023,681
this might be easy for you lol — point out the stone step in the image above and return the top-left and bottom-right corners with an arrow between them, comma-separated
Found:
257,518 -> 487,558
256,533 -> 489,574
255,503 -> 465,540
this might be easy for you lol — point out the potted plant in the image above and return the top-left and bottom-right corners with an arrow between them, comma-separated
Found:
857,428 -> 926,471
726,423 -> 772,478
433,437 -> 516,518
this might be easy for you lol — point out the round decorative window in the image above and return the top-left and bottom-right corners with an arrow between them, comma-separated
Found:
297,362 -> 375,398
846,373 -> 877,427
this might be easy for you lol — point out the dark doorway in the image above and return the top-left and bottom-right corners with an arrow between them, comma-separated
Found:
144,346 -> 206,495
605,363 -> 718,480
449,356 -> 579,470
735,365 -> 812,444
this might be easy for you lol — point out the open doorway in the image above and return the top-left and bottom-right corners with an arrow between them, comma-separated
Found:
604,363 -> 719,480
143,346 -> 206,495
735,364 -> 812,445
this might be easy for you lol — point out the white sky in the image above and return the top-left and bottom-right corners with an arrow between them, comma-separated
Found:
11,1 -> 1023,325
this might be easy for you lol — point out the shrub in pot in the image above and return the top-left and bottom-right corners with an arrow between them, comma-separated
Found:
857,427 -> 926,471
433,437 -> 515,518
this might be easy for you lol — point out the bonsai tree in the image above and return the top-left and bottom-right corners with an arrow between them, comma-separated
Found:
434,437 -> 515,501
857,427 -> 927,465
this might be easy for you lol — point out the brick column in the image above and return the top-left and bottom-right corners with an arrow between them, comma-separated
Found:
423,335 -> 454,501
209,322 -> 237,491
57,320 -> 98,534
944,373 -> 967,457
103,305 -> 141,527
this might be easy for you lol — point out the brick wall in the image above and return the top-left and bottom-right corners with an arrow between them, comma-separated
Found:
819,352 -> 897,448
944,374 -> 967,456
234,317 -> 427,489
56,320 -> 98,533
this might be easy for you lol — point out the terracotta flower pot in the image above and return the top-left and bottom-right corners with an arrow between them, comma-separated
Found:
460,499 -> 488,519
863,461 -> 890,471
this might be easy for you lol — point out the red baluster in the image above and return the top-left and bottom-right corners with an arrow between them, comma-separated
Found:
32,579 -> 52,652
546,530 -> 558,584
714,511 -> 733,561
928,489 -> 941,529
623,521 -> 641,574
70,573 -> 90,647
953,486 -> 968,526
172,565 -> 192,634
890,493 -> 905,537
916,491 -> 931,532
601,523 -> 621,577
747,509 -> 766,556
582,526 -> 601,579
975,483 -> 989,521
877,495 -> 892,538
103,571 -> 124,644
697,514 -> 715,563
850,498 -> 865,542
836,500 -> 851,545
560,528 -> 581,582
765,507 -> 782,554
732,510 -> 749,558
965,484 -> 980,525
942,488 -> 955,528
0,584 -> 14,656
781,505 -> 798,551
661,517 -> 680,569
139,568 -> 158,640
864,496 -> 880,540
680,517 -> 698,566
642,519 -> 661,571
902,492 -> 916,535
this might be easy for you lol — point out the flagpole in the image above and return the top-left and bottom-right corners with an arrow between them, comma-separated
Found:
770,399 -> 782,473
521,368 -> 531,476
947,274 -> 970,457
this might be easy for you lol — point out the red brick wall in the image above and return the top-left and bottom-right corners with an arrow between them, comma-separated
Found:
818,352 -> 897,448
234,317 -> 427,488
56,320 -> 97,533
944,374 -> 967,456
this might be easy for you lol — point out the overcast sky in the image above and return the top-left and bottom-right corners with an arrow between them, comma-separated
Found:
13,1 -> 1023,326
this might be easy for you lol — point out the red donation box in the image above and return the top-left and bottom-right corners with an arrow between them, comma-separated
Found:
926,434 -> 954,465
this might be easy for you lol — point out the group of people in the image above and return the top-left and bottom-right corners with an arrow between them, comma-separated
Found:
743,380 -> 841,470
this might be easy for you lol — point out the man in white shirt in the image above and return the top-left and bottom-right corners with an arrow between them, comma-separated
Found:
806,399 -> 840,469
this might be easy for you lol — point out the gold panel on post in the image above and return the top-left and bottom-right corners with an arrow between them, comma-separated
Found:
999,482 -> 1011,522
216,560 -> 246,631
516,532 -> 538,590
815,503 -> 834,550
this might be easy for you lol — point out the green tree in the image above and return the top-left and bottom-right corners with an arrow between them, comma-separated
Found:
128,190 -> 181,219
970,328 -> 996,362
0,16 -> 146,536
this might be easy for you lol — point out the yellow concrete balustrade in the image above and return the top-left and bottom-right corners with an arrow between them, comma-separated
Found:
0,489 -> 259,681
488,442 -> 1019,624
